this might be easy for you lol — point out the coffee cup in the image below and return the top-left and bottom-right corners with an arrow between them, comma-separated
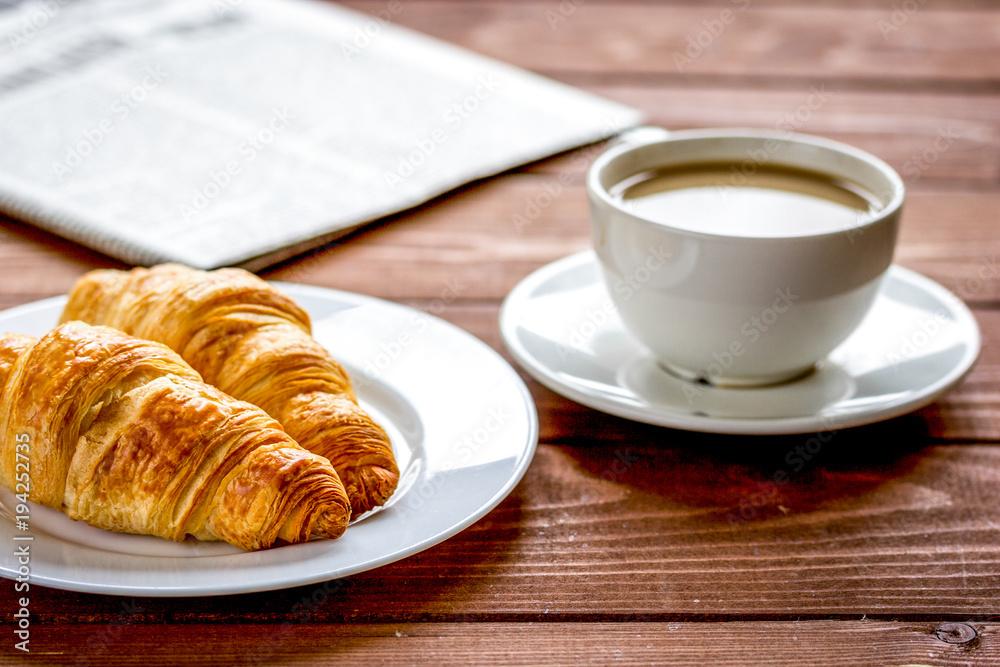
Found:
587,127 -> 904,387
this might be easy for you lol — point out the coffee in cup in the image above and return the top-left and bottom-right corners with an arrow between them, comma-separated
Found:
587,128 -> 903,387
610,162 -> 883,237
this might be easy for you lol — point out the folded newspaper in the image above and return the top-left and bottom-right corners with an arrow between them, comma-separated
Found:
0,0 -> 642,269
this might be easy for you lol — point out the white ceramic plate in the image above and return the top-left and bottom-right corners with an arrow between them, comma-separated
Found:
0,284 -> 538,596
500,251 -> 980,435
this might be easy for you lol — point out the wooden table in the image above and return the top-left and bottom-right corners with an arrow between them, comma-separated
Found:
2,0 -> 999,664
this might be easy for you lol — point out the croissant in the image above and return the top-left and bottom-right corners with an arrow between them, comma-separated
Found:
60,264 -> 398,515
0,322 -> 351,551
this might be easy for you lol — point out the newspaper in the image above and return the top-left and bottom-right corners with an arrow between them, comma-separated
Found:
0,0 -> 641,269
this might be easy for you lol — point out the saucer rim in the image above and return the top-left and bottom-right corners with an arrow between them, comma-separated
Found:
499,251 -> 981,435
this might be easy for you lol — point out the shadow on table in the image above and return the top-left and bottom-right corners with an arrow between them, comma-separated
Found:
554,408 -> 936,524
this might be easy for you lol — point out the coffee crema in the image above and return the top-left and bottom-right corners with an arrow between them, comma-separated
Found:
610,162 -> 883,237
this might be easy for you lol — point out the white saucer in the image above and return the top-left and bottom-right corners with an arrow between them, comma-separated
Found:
500,251 -> 980,435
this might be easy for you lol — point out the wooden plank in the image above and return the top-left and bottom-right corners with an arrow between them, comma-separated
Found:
0,214 -> 126,302
260,181 -> 1000,304
1,85 -> 996,293
2,194 -> 996,441
6,440 -> 999,619
0,2 -> 996,663
1,178 -> 997,305
339,1 -> 1000,86
5,621 -> 998,666
333,441 -> 1000,618
530,86 -> 1000,188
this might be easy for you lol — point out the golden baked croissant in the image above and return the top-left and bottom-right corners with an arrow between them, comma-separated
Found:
0,322 -> 351,551
61,264 -> 398,515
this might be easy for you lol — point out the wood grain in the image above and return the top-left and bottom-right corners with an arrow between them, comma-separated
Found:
4,439 -> 999,620
257,182 -> 1000,305
3,182 -> 998,303
10,622 -> 1000,666
339,1 -> 1000,86
1,0 -> 999,663
532,86 -> 1000,188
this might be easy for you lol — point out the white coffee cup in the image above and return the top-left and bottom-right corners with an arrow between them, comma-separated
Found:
587,127 -> 904,387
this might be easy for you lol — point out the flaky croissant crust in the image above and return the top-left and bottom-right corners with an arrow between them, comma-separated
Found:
0,322 -> 351,551
62,264 -> 399,515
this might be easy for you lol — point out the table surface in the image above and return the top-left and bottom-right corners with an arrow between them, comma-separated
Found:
2,0 -> 999,664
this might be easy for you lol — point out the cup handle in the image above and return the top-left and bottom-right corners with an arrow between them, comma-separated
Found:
609,126 -> 671,148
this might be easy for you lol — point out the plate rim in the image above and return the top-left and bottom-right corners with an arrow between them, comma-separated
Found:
0,284 -> 539,596
500,250 -> 981,435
